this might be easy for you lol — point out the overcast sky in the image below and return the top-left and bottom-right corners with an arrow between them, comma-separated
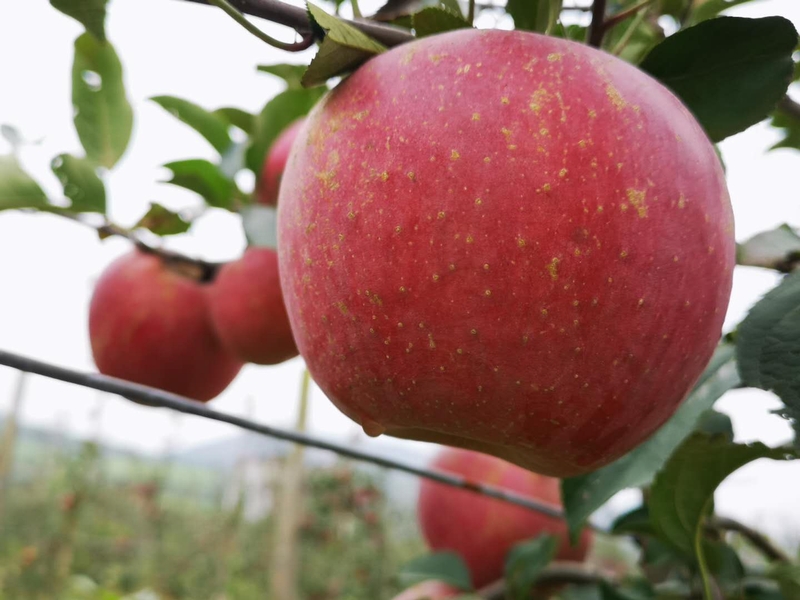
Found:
1,0 -> 800,545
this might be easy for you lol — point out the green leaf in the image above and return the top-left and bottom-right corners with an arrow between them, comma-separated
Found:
769,109 -> 800,152
562,343 -> 740,542
71,33 -> 133,169
737,224 -> 800,271
412,6 -> 472,37
694,409 -> 734,441
0,155 -> 49,210
151,96 -> 232,155
744,580 -> 785,600
245,87 -> 326,179
51,153 -> 106,213
161,159 -> 235,209
766,563 -> 800,598
504,534 -> 559,600
649,435 -> 796,593
737,269 -> 800,409
506,0 -> 562,34
558,585 -> 603,600
397,551 -> 473,591
256,63 -> 309,90
240,204 -> 278,249
303,2 -> 387,87
639,16 -> 799,142
703,539 -> 745,591
213,107 -> 255,135
134,202 -> 191,236
50,0 -> 107,42
600,580 -> 655,600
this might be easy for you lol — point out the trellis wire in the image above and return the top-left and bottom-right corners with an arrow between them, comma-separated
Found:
0,348 -> 598,527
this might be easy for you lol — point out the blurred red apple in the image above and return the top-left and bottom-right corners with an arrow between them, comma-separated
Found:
417,447 -> 593,589
207,247 -> 298,365
257,118 -> 305,206
390,580 -> 462,600
88,249 -> 243,402
277,28 -> 735,477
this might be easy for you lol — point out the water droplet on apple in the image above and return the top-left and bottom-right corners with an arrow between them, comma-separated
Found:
361,418 -> 385,438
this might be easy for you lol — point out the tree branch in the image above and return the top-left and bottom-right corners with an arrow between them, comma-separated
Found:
478,561 -> 615,600
710,516 -> 792,563
176,0 -> 414,47
0,349 -> 605,528
587,0 -> 608,47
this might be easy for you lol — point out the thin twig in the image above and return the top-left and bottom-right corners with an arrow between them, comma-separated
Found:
0,349 -> 603,527
610,5 -> 649,56
40,208 -> 221,276
602,0 -> 657,32
176,0 -> 414,47
479,561 -> 616,600
710,516 -> 792,563
207,0 -> 314,51
587,0 -> 608,47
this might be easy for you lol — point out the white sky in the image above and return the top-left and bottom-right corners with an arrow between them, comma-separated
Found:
1,0 -> 800,546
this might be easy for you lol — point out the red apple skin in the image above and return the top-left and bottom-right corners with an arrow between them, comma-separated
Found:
257,118 -> 306,206
88,249 -> 243,402
390,580 -> 462,600
418,447 -> 592,590
276,29 -> 735,477
207,247 -> 299,365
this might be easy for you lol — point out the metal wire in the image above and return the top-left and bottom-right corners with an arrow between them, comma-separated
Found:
0,348 -> 583,523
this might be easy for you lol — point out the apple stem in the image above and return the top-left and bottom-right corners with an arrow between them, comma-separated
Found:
350,0 -> 363,19
467,0 -> 476,24
207,0 -> 315,51
587,0 -> 608,47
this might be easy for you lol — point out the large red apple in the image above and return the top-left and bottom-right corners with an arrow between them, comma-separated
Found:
257,118 -> 305,206
417,446 -> 592,589
276,29 -> 735,477
207,247 -> 299,365
88,249 -> 243,402
390,580 -> 462,600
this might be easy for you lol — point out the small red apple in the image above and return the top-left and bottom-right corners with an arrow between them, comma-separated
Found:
257,118 -> 305,206
206,246 -> 298,365
276,28 -> 735,477
390,580 -> 462,600
417,447 -> 592,590
88,249 -> 243,402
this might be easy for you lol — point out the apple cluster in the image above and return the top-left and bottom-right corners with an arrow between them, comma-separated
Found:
87,122 -> 306,402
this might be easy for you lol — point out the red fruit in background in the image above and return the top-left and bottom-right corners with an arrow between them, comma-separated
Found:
276,28 -> 735,477
390,580 -> 462,600
417,447 -> 593,589
207,247 -> 298,365
88,249 -> 243,402
257,118 -> 305,206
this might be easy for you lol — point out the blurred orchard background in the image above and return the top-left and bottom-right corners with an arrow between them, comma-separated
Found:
1,0 -> 800,598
